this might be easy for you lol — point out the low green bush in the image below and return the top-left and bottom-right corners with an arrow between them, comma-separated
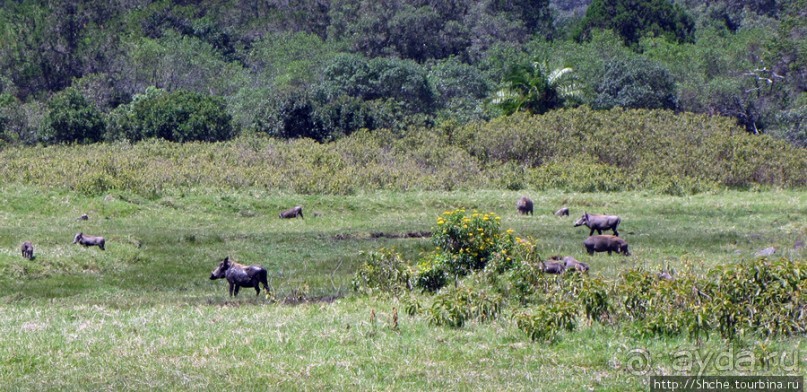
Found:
428,283 -> 505,327
515,301 -> 578,341
352,248 -> 413,296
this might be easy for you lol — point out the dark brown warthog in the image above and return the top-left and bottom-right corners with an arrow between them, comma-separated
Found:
21,241 -> 34,260
210,257 -> 270,297
554,207 -> 569,217
539,261 -> 565,274
563,256 -> 589,273
583,235 -> 630,256
574,212 -> 621,237
279,205 -> 304,219
73,232 -> 105,250
516,196 -> 533,215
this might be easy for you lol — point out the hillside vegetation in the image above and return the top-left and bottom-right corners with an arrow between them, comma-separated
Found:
1,0 -> 806,146
1,108 -> 805,198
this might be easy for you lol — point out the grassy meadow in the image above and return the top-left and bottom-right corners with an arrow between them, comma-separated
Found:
0,185 -> 804,390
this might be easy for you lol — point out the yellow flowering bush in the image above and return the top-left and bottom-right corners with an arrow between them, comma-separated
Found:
433,209 -> 507,272
416,209 -> 515,292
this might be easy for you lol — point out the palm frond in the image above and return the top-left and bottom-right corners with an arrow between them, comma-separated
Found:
547,67 -> 574,85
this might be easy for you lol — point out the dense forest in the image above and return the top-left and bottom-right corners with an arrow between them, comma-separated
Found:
0,0 -> 805,147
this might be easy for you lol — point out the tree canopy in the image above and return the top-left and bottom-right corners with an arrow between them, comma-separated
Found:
0,0 -> 804,146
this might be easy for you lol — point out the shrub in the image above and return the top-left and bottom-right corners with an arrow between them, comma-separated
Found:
432,209 -> 506,276
415,209 -> 516,293
707,258 -> 807,339
428,283 -> 505,327
515,301 -> 578,341
579,276 -> 611,323
108,87 -> 234,143
41,87 -> 105,144
352,248 -> 413,296
414,254 -> 449,293
612,259 -> 807,340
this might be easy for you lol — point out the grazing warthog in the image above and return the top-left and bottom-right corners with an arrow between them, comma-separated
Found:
658,271 -> 674,281
77,214 -> 89,221
73,232 -> 105,250
279,205 -> 304,219
209,257 -> 270,297
554,207 -> 569,217
540,261 -> 566,274
21,241 -> 34,260
584,235 -> 630,256
516,196 -> 533,215
754,247 -> 776,257
574,212 -> 621,237
563,256 -> 589,273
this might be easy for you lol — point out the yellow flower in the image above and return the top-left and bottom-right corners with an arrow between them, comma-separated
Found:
506,229 -> 514,234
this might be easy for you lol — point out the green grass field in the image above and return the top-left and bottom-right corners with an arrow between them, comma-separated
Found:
0,186 -> 804,390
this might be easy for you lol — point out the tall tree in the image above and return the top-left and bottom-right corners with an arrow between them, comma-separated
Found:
576,0 -> 695,47
41,87 -> 105,144
592,57 -> 678,110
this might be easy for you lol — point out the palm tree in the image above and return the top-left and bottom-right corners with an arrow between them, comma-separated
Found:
491,61 -> 581,115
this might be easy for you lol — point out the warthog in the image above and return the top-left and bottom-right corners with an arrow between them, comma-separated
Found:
279,205 -> 304,219
21,241 -> 34,260
563,256 -> 589,273
77,214 -> 89,221
658,271 -> 674,281
209,257 -> 270,297
73,232 -> 105,250
539,260 -> 566,274
554,207 -> 569,217
574,212 -> 621,237
754,247 -> 776,257
583,235 -> 630,256
516,196 -> 533,215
